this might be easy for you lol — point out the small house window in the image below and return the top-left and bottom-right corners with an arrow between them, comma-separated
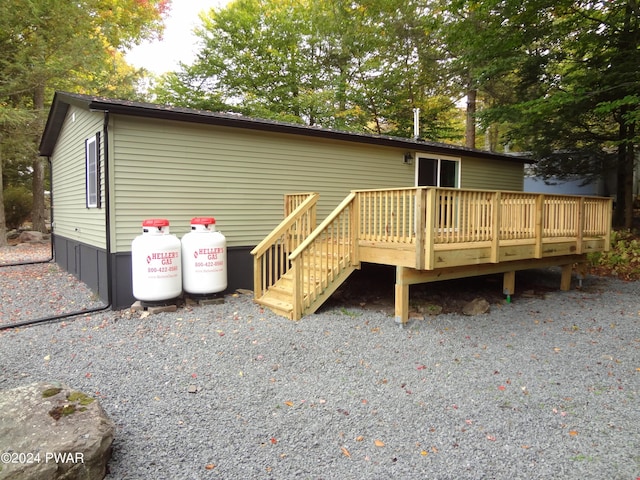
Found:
417,157 -> 459,188
85,133 -> 100,208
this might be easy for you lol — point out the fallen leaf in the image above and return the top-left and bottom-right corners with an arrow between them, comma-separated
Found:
341,446 -> 351,458
205,464 -> 216,470
374,439 -> 385,447
498,385 -> 506,391
270,437 -> 277,445
420,450 -> 428,456
569,430 -> 579,436
486,435 -> 496,441
284,401 -> 294,407
356,436 -> 364,442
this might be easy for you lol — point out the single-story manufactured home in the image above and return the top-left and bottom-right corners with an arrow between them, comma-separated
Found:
39,91 -> 530,310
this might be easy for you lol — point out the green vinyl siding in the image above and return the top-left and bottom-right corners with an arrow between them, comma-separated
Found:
111,116 -> 415,252
459,156 -> 524,191
50,106 -> 106,249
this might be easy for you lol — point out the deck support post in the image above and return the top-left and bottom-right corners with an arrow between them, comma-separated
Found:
560,263 -> 573,291
395,266 -> 410,325
575,262 -> 588,288
503,270 -> 516,296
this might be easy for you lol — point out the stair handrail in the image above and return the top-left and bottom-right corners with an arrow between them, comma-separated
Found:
251,193 -> 319,258
288,193 -> 357,319
288,192 -> 356,263
251,192 -> 319,298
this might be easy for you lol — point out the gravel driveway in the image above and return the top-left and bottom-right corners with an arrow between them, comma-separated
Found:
1,244 -> 638,479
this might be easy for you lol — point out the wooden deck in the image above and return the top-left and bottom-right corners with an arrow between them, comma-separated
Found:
251,187 -> 612,322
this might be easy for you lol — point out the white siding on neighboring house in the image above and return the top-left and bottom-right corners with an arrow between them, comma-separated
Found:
50,106 -> 106,249
111,116 -> 415,252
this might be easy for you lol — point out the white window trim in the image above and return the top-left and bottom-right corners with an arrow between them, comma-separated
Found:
85,133 -> 100,208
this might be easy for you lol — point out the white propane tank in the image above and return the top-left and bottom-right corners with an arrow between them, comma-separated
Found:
131,218 -> 182,302
181,217 -> 227,295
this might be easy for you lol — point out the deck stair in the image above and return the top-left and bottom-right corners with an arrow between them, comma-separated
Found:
252,187 -> 612,322
257,244 -> 358,319
251,192 -> 359,320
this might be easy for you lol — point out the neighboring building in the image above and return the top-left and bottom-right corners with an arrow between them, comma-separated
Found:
524,175 -> 603,196
39,92 -> 530,309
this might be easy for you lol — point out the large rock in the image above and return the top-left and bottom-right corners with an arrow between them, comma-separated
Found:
0,382 -> 114,480
17,231 -> 44,243
462,297 -> 490,316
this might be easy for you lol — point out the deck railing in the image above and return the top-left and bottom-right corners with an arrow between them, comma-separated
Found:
357,187 -> 418,244
250,192 -> 318,298
352,187 -> 611,243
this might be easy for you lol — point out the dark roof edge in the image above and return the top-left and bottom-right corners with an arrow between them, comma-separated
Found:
40,92 -> 531,164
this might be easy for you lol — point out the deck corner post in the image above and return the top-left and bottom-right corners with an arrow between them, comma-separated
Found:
414,188 -> 426,269
534,194 -> 544,258
424,188 -> 436,270
576,197 -> 585,254
490,191 -> 501,263
394,266 -> 410,325
351,193 -> 360,265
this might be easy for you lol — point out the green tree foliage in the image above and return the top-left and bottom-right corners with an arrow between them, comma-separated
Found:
3,186 -> 33,230
0,0 -> 169,238
474,0 -> 639,227
153,0 -> 462,141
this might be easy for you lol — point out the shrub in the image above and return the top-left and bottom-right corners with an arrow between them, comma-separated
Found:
588,230 -> 640,280
3,186 -> 32,229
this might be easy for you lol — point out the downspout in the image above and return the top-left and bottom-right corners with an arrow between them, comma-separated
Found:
102,111 -> 114,307
0,112 -> 113,330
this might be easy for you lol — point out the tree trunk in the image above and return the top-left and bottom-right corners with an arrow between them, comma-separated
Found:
31,84 -> 47,233
0,136 -> 7,247
613,117 -> 635,229
623,124 -> 635,229
465,88 -> 477,149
